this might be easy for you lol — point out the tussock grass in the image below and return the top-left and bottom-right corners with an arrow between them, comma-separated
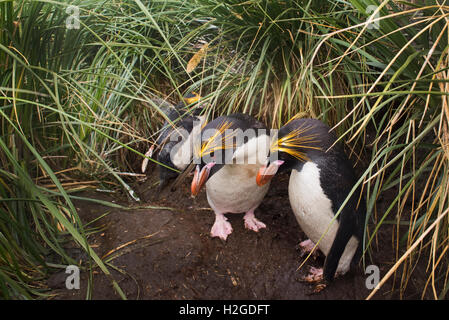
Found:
1,0 -> 448,299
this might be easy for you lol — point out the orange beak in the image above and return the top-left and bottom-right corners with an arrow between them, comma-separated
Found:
191,163 -> 215,196
256,160 -> 284,186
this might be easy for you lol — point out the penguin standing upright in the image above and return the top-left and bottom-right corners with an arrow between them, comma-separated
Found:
256,118 -> 366,288
190,113 -> 271,241
142,92 -> 206,191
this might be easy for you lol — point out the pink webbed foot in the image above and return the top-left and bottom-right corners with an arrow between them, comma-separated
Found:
210,213 -> 233,241
243,211 -> 266,232
298,239 -> 320,258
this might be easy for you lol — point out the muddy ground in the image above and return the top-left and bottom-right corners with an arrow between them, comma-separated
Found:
48,164 -> 429,300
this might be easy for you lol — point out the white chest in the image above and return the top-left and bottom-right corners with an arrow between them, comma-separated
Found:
205,134 -> 270,214
206,164 -> 270,214
288,162 -> 359,274
288,162 -> 337,255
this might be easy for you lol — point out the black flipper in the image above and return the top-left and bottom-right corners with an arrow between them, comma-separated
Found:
322,219 -> 354,283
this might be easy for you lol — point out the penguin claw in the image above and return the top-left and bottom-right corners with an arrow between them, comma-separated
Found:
304,282 -> 327,295
313,283 -> 327,293
302,266 -> 324,283
299,267 -> 328,294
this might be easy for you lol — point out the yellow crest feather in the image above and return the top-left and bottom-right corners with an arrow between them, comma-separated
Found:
184,91 -> 201,105
270,123 -> 321,161
195,121 -> 237,159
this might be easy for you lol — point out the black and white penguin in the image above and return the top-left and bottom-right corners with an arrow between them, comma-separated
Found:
190,113 -> 271,241
256,118 -> 366,287
142,92 -> 206,191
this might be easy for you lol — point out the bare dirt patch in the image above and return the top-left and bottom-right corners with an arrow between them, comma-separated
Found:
48,164 -> 426,300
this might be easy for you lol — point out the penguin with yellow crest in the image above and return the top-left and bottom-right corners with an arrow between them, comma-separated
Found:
142,92 -> 206,191
256,118 -> 366,290
189,113 -> 271,241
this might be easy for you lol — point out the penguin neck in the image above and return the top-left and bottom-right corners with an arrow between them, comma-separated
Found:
208,163 -> 224,179
279,157 -> 308,174
291,158 -> 310,173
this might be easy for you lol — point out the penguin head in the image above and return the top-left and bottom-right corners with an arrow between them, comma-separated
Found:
190,145 -> 229,197
190,118 -> 239,196
256,118 -> 324,186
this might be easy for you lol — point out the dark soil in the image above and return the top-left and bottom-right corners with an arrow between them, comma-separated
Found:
48,164 -> 429,300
